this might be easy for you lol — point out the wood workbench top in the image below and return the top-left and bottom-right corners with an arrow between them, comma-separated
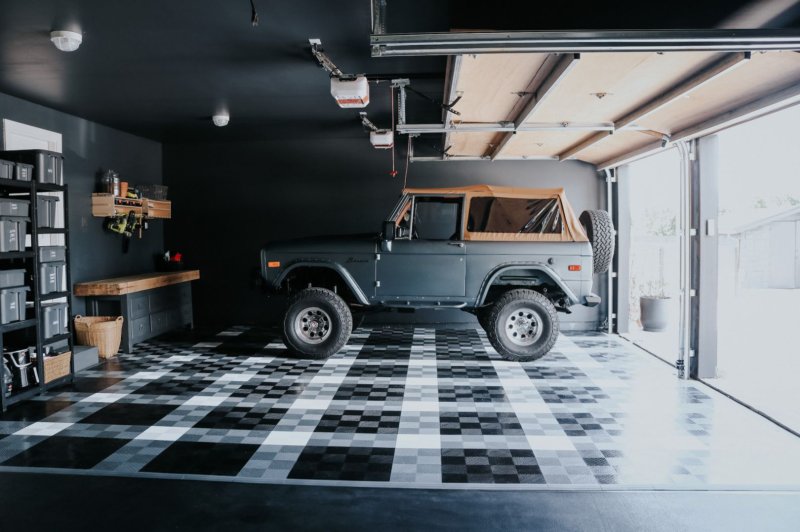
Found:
74,270 -> 200,296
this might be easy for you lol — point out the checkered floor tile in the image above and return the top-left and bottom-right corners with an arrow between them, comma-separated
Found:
2,325 -> 800,488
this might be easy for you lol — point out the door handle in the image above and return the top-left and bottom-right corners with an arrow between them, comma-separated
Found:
448,242 -> 465,248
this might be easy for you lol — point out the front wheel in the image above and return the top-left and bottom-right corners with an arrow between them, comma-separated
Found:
282,288 -> 352,359
484,289 -> 559,362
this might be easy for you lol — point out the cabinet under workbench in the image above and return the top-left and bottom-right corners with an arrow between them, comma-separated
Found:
74,271 -> 200,353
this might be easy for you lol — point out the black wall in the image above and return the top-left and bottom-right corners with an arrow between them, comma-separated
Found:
0,91 -> 164,315
164,138 -> 605,330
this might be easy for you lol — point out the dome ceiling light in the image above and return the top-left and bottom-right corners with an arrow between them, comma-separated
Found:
50,30 -> 83,52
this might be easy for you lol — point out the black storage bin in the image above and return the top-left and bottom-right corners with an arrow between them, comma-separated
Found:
41,302 -> 69,339
0,150 -> 64,185
39,262 -> 65,295
0,269 -> 26,289
37,195 -> 60,228
15,163 -> 33,181
0,160 -> 13,180
0,217 -> 27,252
0,286 -> 28,324
0,198 -> 30,217
38,245 -> 66,262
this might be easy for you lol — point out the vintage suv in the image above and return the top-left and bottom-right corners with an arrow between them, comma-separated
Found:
260,185 -> 613,362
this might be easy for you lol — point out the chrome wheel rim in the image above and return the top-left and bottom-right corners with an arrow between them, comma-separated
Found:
294,307 -> 332,344
504,307 -> 543,346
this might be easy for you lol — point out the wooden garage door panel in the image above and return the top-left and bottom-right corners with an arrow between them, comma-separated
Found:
500,130 -> 586,158
453,53 -> 549,122
448,131 -> 505,157
524,51 -> 719,124
637,51 -> 800,134
577,130 -> 659,165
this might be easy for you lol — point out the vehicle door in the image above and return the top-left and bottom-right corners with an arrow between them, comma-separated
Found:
376,195 -> 466,298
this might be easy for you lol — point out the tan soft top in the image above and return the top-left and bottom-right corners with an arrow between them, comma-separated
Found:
402,185 -> 588,242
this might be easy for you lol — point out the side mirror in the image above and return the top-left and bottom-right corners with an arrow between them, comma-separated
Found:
382,220 -> 395,242
381,220 -> 395,252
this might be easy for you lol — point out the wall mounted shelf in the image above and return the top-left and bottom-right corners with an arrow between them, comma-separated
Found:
91,193 -> 171,220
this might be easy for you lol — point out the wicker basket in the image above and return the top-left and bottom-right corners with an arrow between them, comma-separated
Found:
44,351 -> 72,383
74,316 -> 124,358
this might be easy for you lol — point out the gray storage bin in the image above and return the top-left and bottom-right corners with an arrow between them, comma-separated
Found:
0,217 -> 27,252
15,163 -> 33,181
0,150 -> 64,185
39,261 -> 65,295
0,159 -> 13,180
38,245 -> 66,262
1,286 -> 28,325
41,302 -> 69,339
0,198 -> 30,217
37,196 -> 60,228
0,269 -> 26,289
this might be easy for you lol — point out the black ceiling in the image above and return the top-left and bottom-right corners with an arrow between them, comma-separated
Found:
0,0 -> 793,143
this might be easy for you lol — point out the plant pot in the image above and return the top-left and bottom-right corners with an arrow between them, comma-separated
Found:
640,296 -> 671,332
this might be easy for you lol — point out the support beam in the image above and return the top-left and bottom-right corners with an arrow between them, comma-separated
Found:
397,122 -> 616,134
615,52 -> 751,130
597,80 -> 800,170
559,52 -> 750,160
558,131 -> 612,161
490,53 -> 580,160
410,155 -> 559,162
371,29 -> 800,57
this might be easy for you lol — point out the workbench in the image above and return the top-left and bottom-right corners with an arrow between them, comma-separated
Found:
74,271 -> 200,353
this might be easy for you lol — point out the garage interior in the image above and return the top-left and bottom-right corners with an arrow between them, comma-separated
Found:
1,1 -> 800,530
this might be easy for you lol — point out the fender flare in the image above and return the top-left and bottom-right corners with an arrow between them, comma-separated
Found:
476,262 -> 579,306
275,261 -> 371,305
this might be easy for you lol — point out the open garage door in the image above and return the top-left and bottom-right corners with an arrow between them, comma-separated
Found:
376,31 -> 800,168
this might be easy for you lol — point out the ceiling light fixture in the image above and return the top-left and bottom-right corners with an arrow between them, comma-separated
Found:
50,30 -> 83,52
212,113 -> 230,127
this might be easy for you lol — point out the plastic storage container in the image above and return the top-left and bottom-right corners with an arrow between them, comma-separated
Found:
0,286 -> 28,324
15,163 -> 33,181
0,198 -> 30,217
0,160 -> 13,180
39,261 -> 65,295
0,269 -> 26,289
0,150 -> 64,185
41,302 -> 69,339
36,196 -> 60,228
0,217 -> 27,252
38,245 -> 66,262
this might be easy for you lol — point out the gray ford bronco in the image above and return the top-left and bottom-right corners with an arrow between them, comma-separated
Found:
261,185 -> 613,362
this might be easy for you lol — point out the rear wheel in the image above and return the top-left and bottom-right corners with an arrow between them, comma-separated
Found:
485,289 -> 559,362
282,288 -> 352,359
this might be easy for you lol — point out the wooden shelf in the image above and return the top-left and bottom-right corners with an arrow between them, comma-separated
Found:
91,193 -> 171,219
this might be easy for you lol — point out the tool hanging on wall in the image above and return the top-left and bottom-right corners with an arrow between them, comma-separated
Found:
106,211 -> 144,253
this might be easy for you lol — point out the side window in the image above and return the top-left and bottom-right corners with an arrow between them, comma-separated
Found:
413,197 -> 462,240
467,197 -> 564,234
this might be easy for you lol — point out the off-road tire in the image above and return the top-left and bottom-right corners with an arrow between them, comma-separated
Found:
579,209 -> 615,274
283,288 -> 352,359
485,289 -> 559,362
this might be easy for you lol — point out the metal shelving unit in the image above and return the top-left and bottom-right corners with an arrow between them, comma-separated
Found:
0,177 -> 73,411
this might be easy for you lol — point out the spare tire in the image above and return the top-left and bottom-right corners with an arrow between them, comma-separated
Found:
579,210 -> 615,274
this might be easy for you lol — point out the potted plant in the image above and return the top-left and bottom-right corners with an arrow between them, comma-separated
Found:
639,248 -> 671,332
639,285 -> 671,332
